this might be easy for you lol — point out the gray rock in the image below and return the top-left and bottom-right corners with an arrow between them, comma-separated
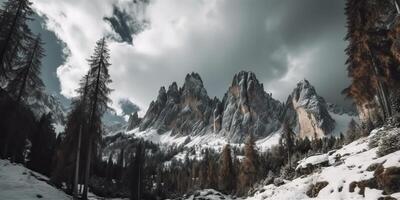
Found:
126,112 -> 141,131
219,71 -> 284,142
284,79 -> 335,139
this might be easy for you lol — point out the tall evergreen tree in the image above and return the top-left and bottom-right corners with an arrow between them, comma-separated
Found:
281,120 -> 295,168
218,144 -> 235,194
1,34 -> 44,161
6,34 -> 44,102
130,141 -> 145,200
0,0 -> 34,78
82,38 -> 112,200
343,0 -> 400,124
27,113 -> 56,176
238,133 -> 258,195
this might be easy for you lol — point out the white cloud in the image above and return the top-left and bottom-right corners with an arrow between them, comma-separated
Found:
32,0 -> 349,115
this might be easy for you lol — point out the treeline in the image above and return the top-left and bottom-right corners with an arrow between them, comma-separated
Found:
88,123 -> 347,199
0,0 -> 57,177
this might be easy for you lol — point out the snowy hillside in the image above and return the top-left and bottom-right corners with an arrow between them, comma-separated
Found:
176,127 -> 400,200
0,160 -> 70,200
0,160 -> 128,200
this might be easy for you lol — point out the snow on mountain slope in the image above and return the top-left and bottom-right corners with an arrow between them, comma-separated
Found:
126,127 -> 281,153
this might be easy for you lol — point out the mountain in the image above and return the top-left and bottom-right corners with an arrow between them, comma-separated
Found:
284,80 -> 336,139
218,71 -> 283,141
139,72 -> 216,136
26,90 -> 66,134
116,71 -> 347,149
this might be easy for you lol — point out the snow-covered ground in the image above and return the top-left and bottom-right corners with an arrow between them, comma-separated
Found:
0,159 -> 70,200
178,127 -> 400,200
248,128 -> 400,200
0,159 -> 127,200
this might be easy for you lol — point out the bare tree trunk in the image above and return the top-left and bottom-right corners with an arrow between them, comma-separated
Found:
368,50 -> 392,121
395,0 -> 400,14
73,125 -> 83,199
82,136 -> 93,200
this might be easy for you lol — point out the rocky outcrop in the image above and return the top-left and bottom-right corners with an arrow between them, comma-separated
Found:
127,112 -> 141,131
219,71 -> 283,141
139,73 -> 215,136
285,80 -> 335,139
137,72 -> 337,142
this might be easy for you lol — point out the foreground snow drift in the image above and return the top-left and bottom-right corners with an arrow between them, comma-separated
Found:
0,160 -> 69,200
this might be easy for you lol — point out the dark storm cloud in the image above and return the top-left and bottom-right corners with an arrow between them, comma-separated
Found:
34,0 -> 351,113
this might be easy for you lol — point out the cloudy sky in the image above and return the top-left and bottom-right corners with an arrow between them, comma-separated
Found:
30,0 -> 350,115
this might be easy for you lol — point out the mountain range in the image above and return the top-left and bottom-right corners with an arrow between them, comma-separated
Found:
120,71 -> 354,150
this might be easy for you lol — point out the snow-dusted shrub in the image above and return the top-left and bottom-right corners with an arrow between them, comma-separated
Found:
280,164 -> 295,180
376,129 -> 400,157
368,129 -> 384,149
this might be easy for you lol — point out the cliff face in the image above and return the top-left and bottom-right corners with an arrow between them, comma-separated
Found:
139,73 -> 215,136
136,72 -> 337,142
218,71 -> 283,142
285,80 -> 335,139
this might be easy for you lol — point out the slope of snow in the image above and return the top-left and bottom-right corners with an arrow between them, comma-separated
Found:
296,153 -> 329,170
127,128 -> 281,153
177,127 -> 400,200
0,160 -> 70,200
248,130 -> 400,200
256,131 -> 281,152
0,159 -> 127,200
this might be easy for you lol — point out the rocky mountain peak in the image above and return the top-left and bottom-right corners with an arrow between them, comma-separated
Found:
181,72 -> 208,100
156,86 -> 167,104
139,73 -> 214,135
286,79 -> 335,139
127,111 -> 141,131
219,71 -> 283,142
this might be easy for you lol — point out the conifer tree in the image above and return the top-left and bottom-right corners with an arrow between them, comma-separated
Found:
281,121 -> 295,168
199,149 -> 209,188
1,34 -> 44,161
7,34 -> 44,102
82,38 -> 112,200
0,0 -> 34,78
218,144 -> 235,194
238,133 -> 258,195
27,113 -> 56,176
130,141 -> 145,200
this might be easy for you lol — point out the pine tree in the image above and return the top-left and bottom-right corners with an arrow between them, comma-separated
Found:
1,34 -> 44,161
343,0 -> 400,124
6,34 -> 44,102
218,144 -> 235,194
129,141 -> 145,200
0,0 -> 34,79
281,120 -> 295,168
27,113 -> 56,176
238,133 -> 258,195
82,38 -> 112,200
199,149 -> 209,188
